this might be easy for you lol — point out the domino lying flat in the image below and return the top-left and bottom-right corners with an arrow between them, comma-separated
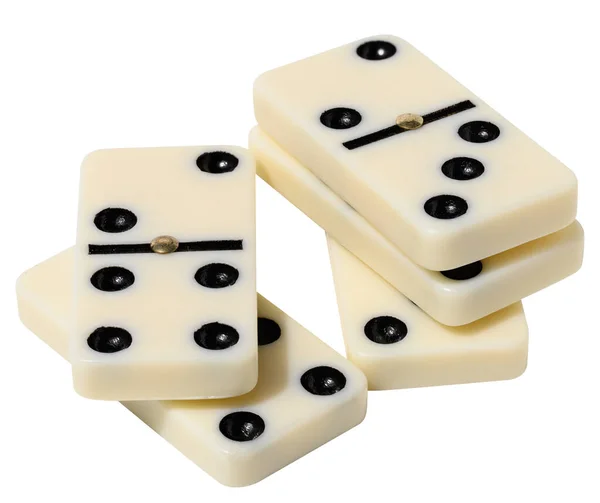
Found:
328,238 -> 528,390
250,128 -> 584,326
254,35 -> 578,271
74,147 -> 257,400
17,249 -> 367,487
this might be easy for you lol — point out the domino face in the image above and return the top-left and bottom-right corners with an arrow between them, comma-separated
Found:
327,238 -> 528,390
17,249 -> 368,487
73,147 -> 257,400
249,127 -> 584,326
254,35 -> 578,270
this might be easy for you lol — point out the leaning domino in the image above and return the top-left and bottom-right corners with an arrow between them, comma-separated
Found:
74,147 -> 257,400
328,237 -> 528,389
249,127 -> 584,326
254,35 -> 578,270
17,249 -> 367,487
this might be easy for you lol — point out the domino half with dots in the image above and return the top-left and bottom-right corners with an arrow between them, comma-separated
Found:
249,127 -> 584,326
328,237 -> 528,390
17,249 -> 368,487
73,147 -> 257,400
254,35 -> 578,271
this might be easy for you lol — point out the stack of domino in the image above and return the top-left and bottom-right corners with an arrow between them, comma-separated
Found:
250,35 -> 583,386
16,36 -> 583,487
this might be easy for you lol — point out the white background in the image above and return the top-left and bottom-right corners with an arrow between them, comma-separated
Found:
1,1 -> 598,501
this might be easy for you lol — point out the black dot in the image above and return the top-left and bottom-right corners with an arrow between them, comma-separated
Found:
441,261 -> 483,280
441,157 -> 485,181
219,411 -> 265,442
356,40 -> 397,60
424,195 -> 468,219
87,327 -> 132,353
301,366 -> 347,396
364,316 -> 408,344
90,267 -> 134,292
320,107 -> 362,129
257,318 -> 281,346
196,151 -> 239,174
194,322 -> 239,350
94,208 -> 137,233
458,121 -> 500,143
194,263 -> 239,289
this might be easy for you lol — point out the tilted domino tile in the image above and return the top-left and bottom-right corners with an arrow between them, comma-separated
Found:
249,127 -> 584,327
327,238 -> 528,390
254,35 -> 578,271
74,147 -> 257,400
17,249 -> 367,487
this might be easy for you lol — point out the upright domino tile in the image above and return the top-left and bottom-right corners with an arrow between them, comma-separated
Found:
74,147 -> 257,400
249,127 -> 584,326
327,238 -> 528,389
17,249 -> 367,487
254,35 -> 578,270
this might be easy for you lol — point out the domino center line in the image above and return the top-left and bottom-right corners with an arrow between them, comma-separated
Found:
88,240 -> 244,255
343,99 -> 476,150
